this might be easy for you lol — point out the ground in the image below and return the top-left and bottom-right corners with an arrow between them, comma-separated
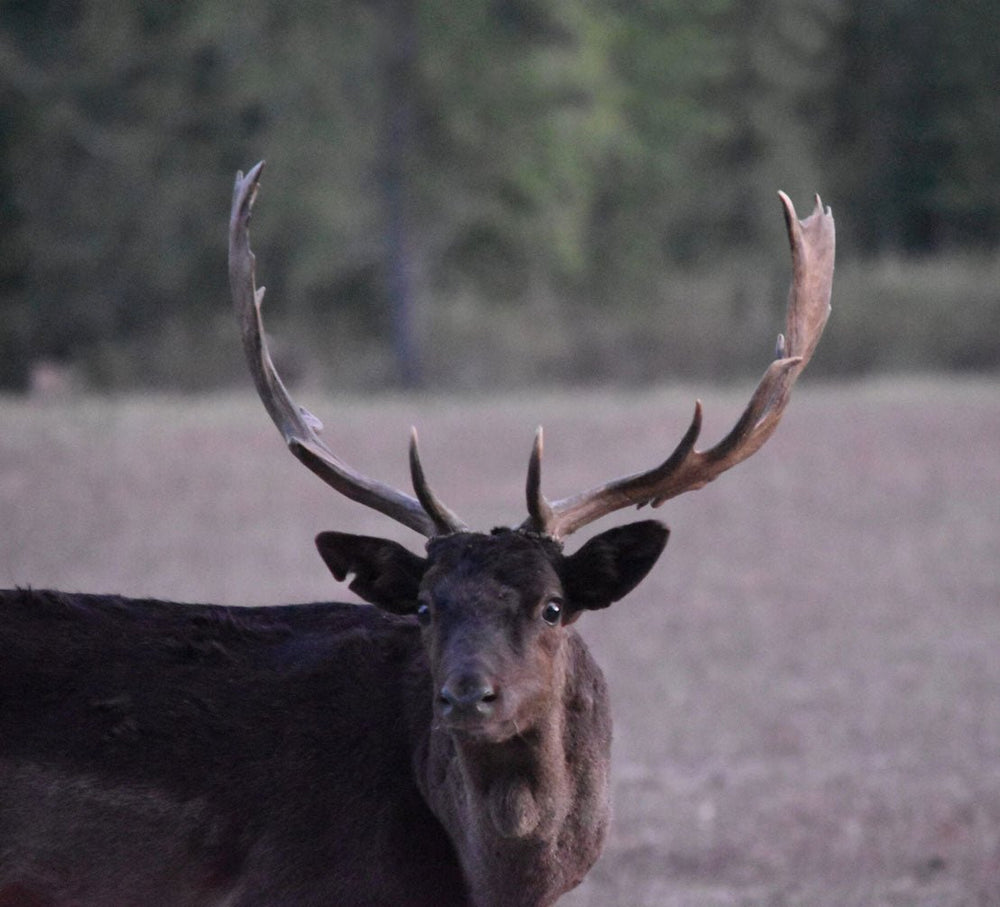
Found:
1,376 -> 997,905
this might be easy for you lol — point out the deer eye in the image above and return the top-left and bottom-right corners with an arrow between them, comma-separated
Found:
541,599 -> 562,626
416,603 -> 432,627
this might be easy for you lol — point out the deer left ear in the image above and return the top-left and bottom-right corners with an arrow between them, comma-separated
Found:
560,520 -> 668,615
315,532 -> 427,614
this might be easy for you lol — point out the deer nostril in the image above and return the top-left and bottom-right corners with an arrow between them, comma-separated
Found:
439,677 -> 497,717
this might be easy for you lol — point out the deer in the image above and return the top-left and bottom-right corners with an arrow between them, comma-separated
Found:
0,161 -> 834,907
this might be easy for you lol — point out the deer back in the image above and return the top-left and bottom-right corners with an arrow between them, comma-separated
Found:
0,588 -> 469,906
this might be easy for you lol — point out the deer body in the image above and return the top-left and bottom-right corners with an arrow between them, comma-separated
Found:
0,164 -> 834,905
0,526 -> 664,907
1,590 -> 467,906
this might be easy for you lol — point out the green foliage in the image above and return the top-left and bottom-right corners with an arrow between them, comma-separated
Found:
826,0 -> 1000,252
0,0 -> 997,391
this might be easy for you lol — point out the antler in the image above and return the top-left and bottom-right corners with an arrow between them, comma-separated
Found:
230,163 -> 832,542
228,162 -> 466,538
522,191 -> 835,540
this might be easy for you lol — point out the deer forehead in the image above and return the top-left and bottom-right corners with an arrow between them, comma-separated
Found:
421,532 -> 564,612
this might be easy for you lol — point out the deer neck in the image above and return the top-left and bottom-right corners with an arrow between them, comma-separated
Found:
415,632 -> 612,907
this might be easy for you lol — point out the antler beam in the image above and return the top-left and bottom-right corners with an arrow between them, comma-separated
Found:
522,191 -> 835,540
228,162 -> 466,538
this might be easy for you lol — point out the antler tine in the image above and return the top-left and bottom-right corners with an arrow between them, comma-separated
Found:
409,428 -> 469,535
229,162 -> 457,538
524,427 -> 555,533
523,191 -> 835,540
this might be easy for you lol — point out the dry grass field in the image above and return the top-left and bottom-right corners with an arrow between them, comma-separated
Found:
1,375 -> 998,905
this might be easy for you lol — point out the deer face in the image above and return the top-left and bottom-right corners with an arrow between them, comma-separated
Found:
316,521 -> 668,742
416,532 -> 569,741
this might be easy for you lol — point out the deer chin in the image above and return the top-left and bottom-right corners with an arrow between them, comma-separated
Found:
437,712 -> 523,745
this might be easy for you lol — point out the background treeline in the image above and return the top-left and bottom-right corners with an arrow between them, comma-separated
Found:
1,0 -> 998,391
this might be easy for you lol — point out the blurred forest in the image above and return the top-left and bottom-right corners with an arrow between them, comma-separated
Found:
1,0 -> 998,392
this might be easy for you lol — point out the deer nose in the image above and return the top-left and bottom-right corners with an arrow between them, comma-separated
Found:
438,673 -> 497,719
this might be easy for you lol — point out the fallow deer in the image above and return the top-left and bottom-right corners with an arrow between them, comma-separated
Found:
0,161 -> 834,906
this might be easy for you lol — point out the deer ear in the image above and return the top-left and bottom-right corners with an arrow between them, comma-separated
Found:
560,520 -> 668,615
315,532 -> 426,614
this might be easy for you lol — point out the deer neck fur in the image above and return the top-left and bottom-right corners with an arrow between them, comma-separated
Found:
412,630 -> 612,907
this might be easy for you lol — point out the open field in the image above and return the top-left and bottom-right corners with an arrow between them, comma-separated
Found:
1,375 -> 998,905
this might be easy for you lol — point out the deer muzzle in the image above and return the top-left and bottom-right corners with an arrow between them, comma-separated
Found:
438,670 -> 498,724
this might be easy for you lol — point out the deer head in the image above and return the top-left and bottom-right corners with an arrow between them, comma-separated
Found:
313,522 -> 667,744
228,161 -> 834,744
228,162 -> 834,898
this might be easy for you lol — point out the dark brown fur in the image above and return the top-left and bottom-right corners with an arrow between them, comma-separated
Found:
0,522 -> 667,907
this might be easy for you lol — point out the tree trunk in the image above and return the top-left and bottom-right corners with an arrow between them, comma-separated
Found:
382,0 -> 422,387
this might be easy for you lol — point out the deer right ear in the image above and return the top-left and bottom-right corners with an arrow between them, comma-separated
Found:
315,532 -> 427,614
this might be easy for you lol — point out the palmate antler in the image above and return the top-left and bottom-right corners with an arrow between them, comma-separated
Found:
522,192 -> 835,539
229,162 -> 834,542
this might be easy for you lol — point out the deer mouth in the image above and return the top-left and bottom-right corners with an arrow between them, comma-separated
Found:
435,691 -> 522,743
